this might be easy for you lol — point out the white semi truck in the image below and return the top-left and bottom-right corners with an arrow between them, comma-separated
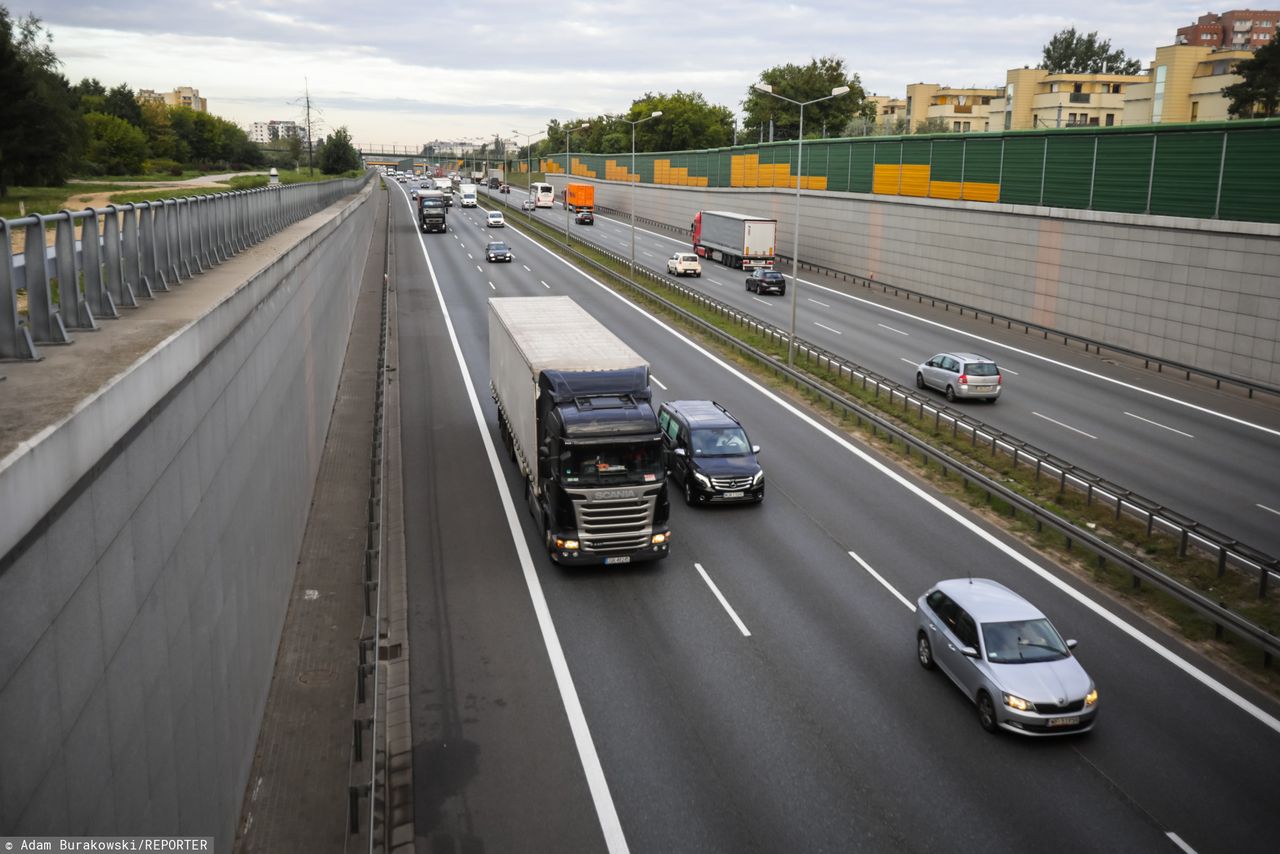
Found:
489,296 -> 672,565
691,210 -> 778,270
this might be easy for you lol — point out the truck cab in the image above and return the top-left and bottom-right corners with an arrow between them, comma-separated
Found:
418,191 -> 447,233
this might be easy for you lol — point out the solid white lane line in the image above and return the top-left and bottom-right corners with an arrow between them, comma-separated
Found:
540,280 -> 550,289
488,281 -> 495,290
814,321 -> 843,335
808,298 -> 830,308
877,323 -> 909,336
1001,367 -> 1019,376
694,563 -> 752,637
752,297 -> 771,306
1125,412 -> 1193,438
791,274 -> 1280,438
848,551 -> 916,612
1166,832 -> 1197,854
651,375 -> 668,390
493,198 -> 1280,737
1032,412 -> 1098,439
900,358 -> 917,366
523,264 -> 532,272
398,193 -> 630,853
1258,504 -> 1280,517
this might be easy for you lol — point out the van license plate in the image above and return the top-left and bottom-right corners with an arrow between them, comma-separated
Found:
721,491 -> 745,499
1047,716 -> 1080,727
604,556 -> 631,565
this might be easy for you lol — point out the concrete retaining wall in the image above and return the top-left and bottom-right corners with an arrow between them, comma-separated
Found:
0,187 -> 374,848
548,176 -> 1280,386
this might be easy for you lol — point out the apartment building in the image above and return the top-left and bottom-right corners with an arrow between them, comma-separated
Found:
1176,10 -> 1278,49
1123,44 -> 1254,124
867,94 -> 908,129
903,83 -> 1002,132
987,67 -> 1145,130
137,86 -> 208,112
248,120 -> 304,144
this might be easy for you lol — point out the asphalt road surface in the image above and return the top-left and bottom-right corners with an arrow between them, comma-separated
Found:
392,179 -> 1280,854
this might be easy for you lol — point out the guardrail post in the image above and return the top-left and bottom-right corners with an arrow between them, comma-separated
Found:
122,205 -> 152,299
102,205 -> 137,309
0,219 -> 40,359
23,215 -> 72,344
55,211 -> 96,331
79,209 -> 117,319
139,204 -> 168,292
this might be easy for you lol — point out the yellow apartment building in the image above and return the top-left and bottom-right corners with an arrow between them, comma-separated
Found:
988,68 -> 1144,130
903,83 -> 1003,132
1122,44 -> 1253,124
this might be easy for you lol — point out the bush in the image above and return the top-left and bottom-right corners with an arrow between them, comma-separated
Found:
144,158 -> 183,176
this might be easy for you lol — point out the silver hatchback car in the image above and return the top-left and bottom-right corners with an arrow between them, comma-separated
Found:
916,352 -> 1002,402
916,578 -> 1098,736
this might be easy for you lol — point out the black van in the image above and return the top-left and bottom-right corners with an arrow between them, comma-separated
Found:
657,400 -> 763,505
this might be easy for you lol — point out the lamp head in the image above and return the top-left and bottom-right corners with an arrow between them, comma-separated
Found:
832,86 -> 851,97
754,83 -> 773,94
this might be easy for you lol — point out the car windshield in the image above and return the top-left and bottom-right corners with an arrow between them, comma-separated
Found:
488,243 -> 508,251
966,362 -> 999,376
690,427 -> 751,457
982,619 -> 1070,663
562,442 -> 664,485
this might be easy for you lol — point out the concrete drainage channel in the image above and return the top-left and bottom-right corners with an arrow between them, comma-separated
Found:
482,187 -> 1280,666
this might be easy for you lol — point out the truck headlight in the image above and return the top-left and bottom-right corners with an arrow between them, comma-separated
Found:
651,532 -> 668,545
554,538 -> 580,550
693,472 -> 711,489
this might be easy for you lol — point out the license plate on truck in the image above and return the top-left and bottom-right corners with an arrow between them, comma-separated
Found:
604,556 -> 632,565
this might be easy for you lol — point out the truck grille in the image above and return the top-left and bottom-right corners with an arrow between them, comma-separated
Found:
570,490 -> 657,554
710,475 -> 754,491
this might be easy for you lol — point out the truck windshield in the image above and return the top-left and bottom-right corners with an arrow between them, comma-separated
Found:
562,442 -> 664,485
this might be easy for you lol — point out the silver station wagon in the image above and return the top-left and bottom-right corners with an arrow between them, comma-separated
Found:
916,578 -> 1098,736
916,352 -> 1002,402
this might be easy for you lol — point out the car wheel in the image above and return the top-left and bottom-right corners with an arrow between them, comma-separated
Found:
917,632 -> 935,670
778,286 -> 785,296
977,691 -> 999,734
945,385 -> 956,402
915,373 -> 926,389
695,272 -> 701,277
684,478 -> 696,506
746,281 -> 752,291
987,398 -> 997,404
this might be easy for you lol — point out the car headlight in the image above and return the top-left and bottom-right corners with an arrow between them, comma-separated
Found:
751,469 -> 764,486
693,472 -> 711,489
1003,693 -> 1036,712
1084,686 -> 1098,707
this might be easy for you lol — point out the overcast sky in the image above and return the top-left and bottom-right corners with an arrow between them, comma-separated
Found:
25,1 -> 1209,147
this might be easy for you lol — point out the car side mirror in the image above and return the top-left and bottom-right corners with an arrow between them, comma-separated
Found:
1066,639 -> 1078,650
673,448 -> 686,457
751,445 -> 761,454
960,646 -> 980,659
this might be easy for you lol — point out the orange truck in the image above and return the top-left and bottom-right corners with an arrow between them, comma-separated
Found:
565,183 -> 595,212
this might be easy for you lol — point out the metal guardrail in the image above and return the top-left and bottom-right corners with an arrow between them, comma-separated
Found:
484,188 -> 1280,662
1,172 -> 373,362
588,203 -> 1280,402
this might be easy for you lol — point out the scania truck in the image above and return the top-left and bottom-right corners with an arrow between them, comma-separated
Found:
691,210 -> 777,270
489,296 -> 671,565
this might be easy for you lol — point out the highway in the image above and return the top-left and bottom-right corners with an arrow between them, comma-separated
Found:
481,185 -> 1280,557
389,179 -> 1280,853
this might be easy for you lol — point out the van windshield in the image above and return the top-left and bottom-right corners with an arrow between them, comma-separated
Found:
690,427 -> 751,456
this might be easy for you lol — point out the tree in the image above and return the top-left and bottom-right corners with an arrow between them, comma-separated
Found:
83,112 -> 147,174
138,99 -> 185,161
0,8 -> 82,195
319,126 -> 359,173
1224,41 -> 1280,117
287,133 -> 303,168
741,57 -> 874,143
104,82 -> 143,127
629,91 -> 734,151
1041,27 -> 1142,75
914,117 -> 952,134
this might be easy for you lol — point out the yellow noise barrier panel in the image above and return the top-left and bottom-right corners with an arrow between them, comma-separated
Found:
873,164 -> 999,201
605,161 -> 640,182
652,160 -> 708,187
729,154 -> 825,190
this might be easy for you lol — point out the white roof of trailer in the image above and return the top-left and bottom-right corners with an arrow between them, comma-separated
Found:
490,296 -> 647,375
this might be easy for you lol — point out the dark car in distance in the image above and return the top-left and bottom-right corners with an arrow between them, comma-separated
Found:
746,269 -> 786,295
575,210 -> 594,225
658,400 -> 763,505
485,241 -> 513,262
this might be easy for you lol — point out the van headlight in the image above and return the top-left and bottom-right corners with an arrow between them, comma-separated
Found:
751,470 -> 764,486
693,472 -> 711,489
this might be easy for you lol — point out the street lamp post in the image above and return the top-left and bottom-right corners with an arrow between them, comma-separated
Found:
564,122 -> 589,242
512,127 -> 545,200
753,82 -> 851,366
621,110 -> 662,277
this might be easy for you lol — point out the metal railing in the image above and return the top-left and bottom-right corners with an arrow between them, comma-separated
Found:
483,187 -> 1280,661
2,172 -> 373,362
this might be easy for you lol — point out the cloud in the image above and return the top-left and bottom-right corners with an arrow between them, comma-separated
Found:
25,0 -> 1210,142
